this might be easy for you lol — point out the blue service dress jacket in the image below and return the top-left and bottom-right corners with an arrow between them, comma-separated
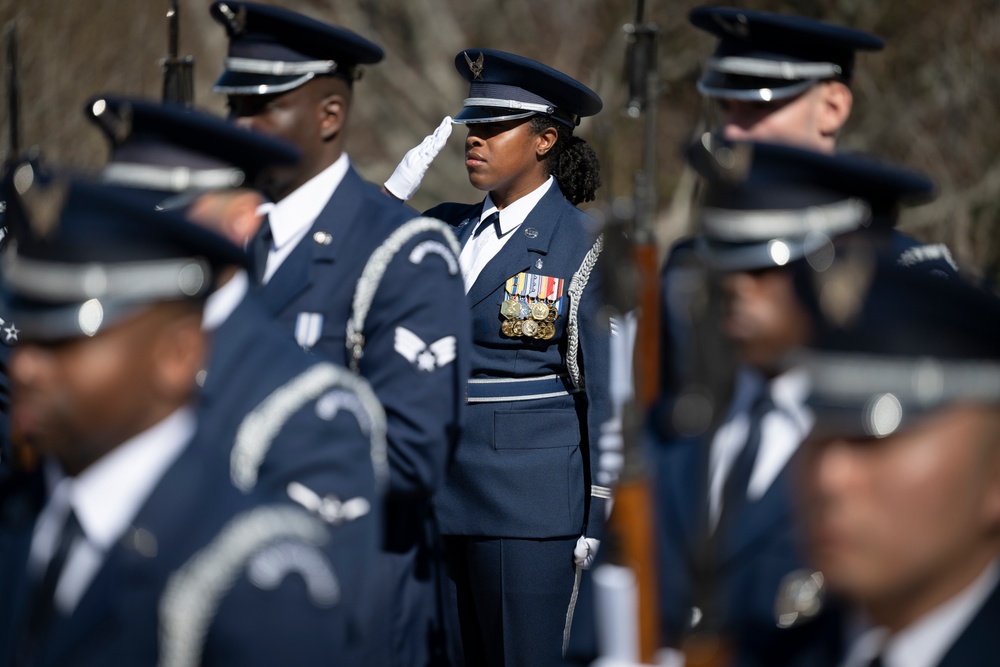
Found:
200,288 -> 384,514
652,427 -> 830,667
425,183 -> 612,541
198,288 -> 385,640
0,433 -> 371,666
253,165 -> 469,513
791,577 -> 1000,667
251,164 -> 470,666
657,231 -> 958,396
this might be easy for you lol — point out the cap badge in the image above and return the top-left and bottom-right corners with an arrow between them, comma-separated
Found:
15,165 -> 68,239
700,133 -> 752,184
217,3 -> 248,36
815,246 -> 876,329
0,317 -> 19,346
714,12 -> 750,38
464,51 -> 485,80
91,99 -> 133,145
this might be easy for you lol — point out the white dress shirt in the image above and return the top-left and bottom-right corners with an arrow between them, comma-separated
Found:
28,407 -> 197,614
258,154 -> 350,284
839,559 -> 1000,667
707,365 -> 813,527
459,176 -> 553,293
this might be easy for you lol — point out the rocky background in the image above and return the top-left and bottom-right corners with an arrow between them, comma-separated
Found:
1,0 -> 998,283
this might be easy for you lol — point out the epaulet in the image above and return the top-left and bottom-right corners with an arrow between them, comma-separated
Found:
345,216 -> 460,371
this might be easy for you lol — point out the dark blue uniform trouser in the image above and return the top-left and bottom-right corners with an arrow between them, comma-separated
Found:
443,535 -> 579,667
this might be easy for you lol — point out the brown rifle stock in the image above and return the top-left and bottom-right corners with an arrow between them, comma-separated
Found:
600,4 -> 662,661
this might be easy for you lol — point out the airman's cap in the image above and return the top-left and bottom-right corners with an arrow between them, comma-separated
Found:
451,49 -> 602,128
84,95 -> 298,205
688,135 -> 934,271
690,6 -> 884,102
1,166 -> 246,341
799,258 -> 1000,440
210,1 -> 383,96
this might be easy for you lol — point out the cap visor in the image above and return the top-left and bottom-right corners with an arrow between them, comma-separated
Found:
452,106 -> 536,125
697,237 -> 808,272
807,400 -> 926,442
1,294 -> 148,343
212,70 -> 315,96
697,71 -> 816,102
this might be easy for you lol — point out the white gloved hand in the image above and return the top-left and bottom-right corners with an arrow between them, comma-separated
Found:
383,116 -> 453,201
574,535 -> 601,569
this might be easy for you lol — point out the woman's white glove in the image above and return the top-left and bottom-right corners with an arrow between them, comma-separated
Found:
383,116 -> 453,201
574,536 -> 601,569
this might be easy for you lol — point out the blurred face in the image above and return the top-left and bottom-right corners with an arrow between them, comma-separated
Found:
798,404 -> 1000,629
187,188 -> 265,248
464,118 -> 555,206
720,266 -> 812,373
715,81 -> 850,153
227,78 -> 347,202
10,304 -> 205,476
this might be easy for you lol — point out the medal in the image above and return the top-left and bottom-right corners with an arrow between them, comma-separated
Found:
500,271 -> 566,340
530,302 -> 550,321
501,299 -> 522,320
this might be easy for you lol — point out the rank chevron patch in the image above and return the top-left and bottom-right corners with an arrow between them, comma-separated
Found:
394,327 -> 456,371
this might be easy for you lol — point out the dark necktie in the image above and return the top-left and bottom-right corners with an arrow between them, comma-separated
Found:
716,387 -> 774,533
472,211 -> 502,239
866,656 -> 885,667
250,214 -> 273,284
18,508 -> 83,665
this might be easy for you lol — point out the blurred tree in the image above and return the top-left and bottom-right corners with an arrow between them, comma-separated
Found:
1,0 -> 998,282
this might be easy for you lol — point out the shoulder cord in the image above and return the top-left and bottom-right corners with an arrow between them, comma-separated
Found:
230,362 -> 388,493
158,506 -> 329,667
346,217 -> 461,372
566,234 -> 605,391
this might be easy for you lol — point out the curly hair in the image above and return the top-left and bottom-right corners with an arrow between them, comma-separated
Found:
530,115 -> 602,206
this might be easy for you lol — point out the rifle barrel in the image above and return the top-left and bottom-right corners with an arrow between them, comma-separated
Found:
6,22 -> 19,160
167,0 -> 179,58
161,0 -> 195,107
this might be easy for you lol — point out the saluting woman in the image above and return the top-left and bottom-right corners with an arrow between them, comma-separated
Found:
412,49 -> 613,667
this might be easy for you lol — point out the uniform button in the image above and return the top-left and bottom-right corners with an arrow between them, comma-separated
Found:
313,231 -> 333,245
